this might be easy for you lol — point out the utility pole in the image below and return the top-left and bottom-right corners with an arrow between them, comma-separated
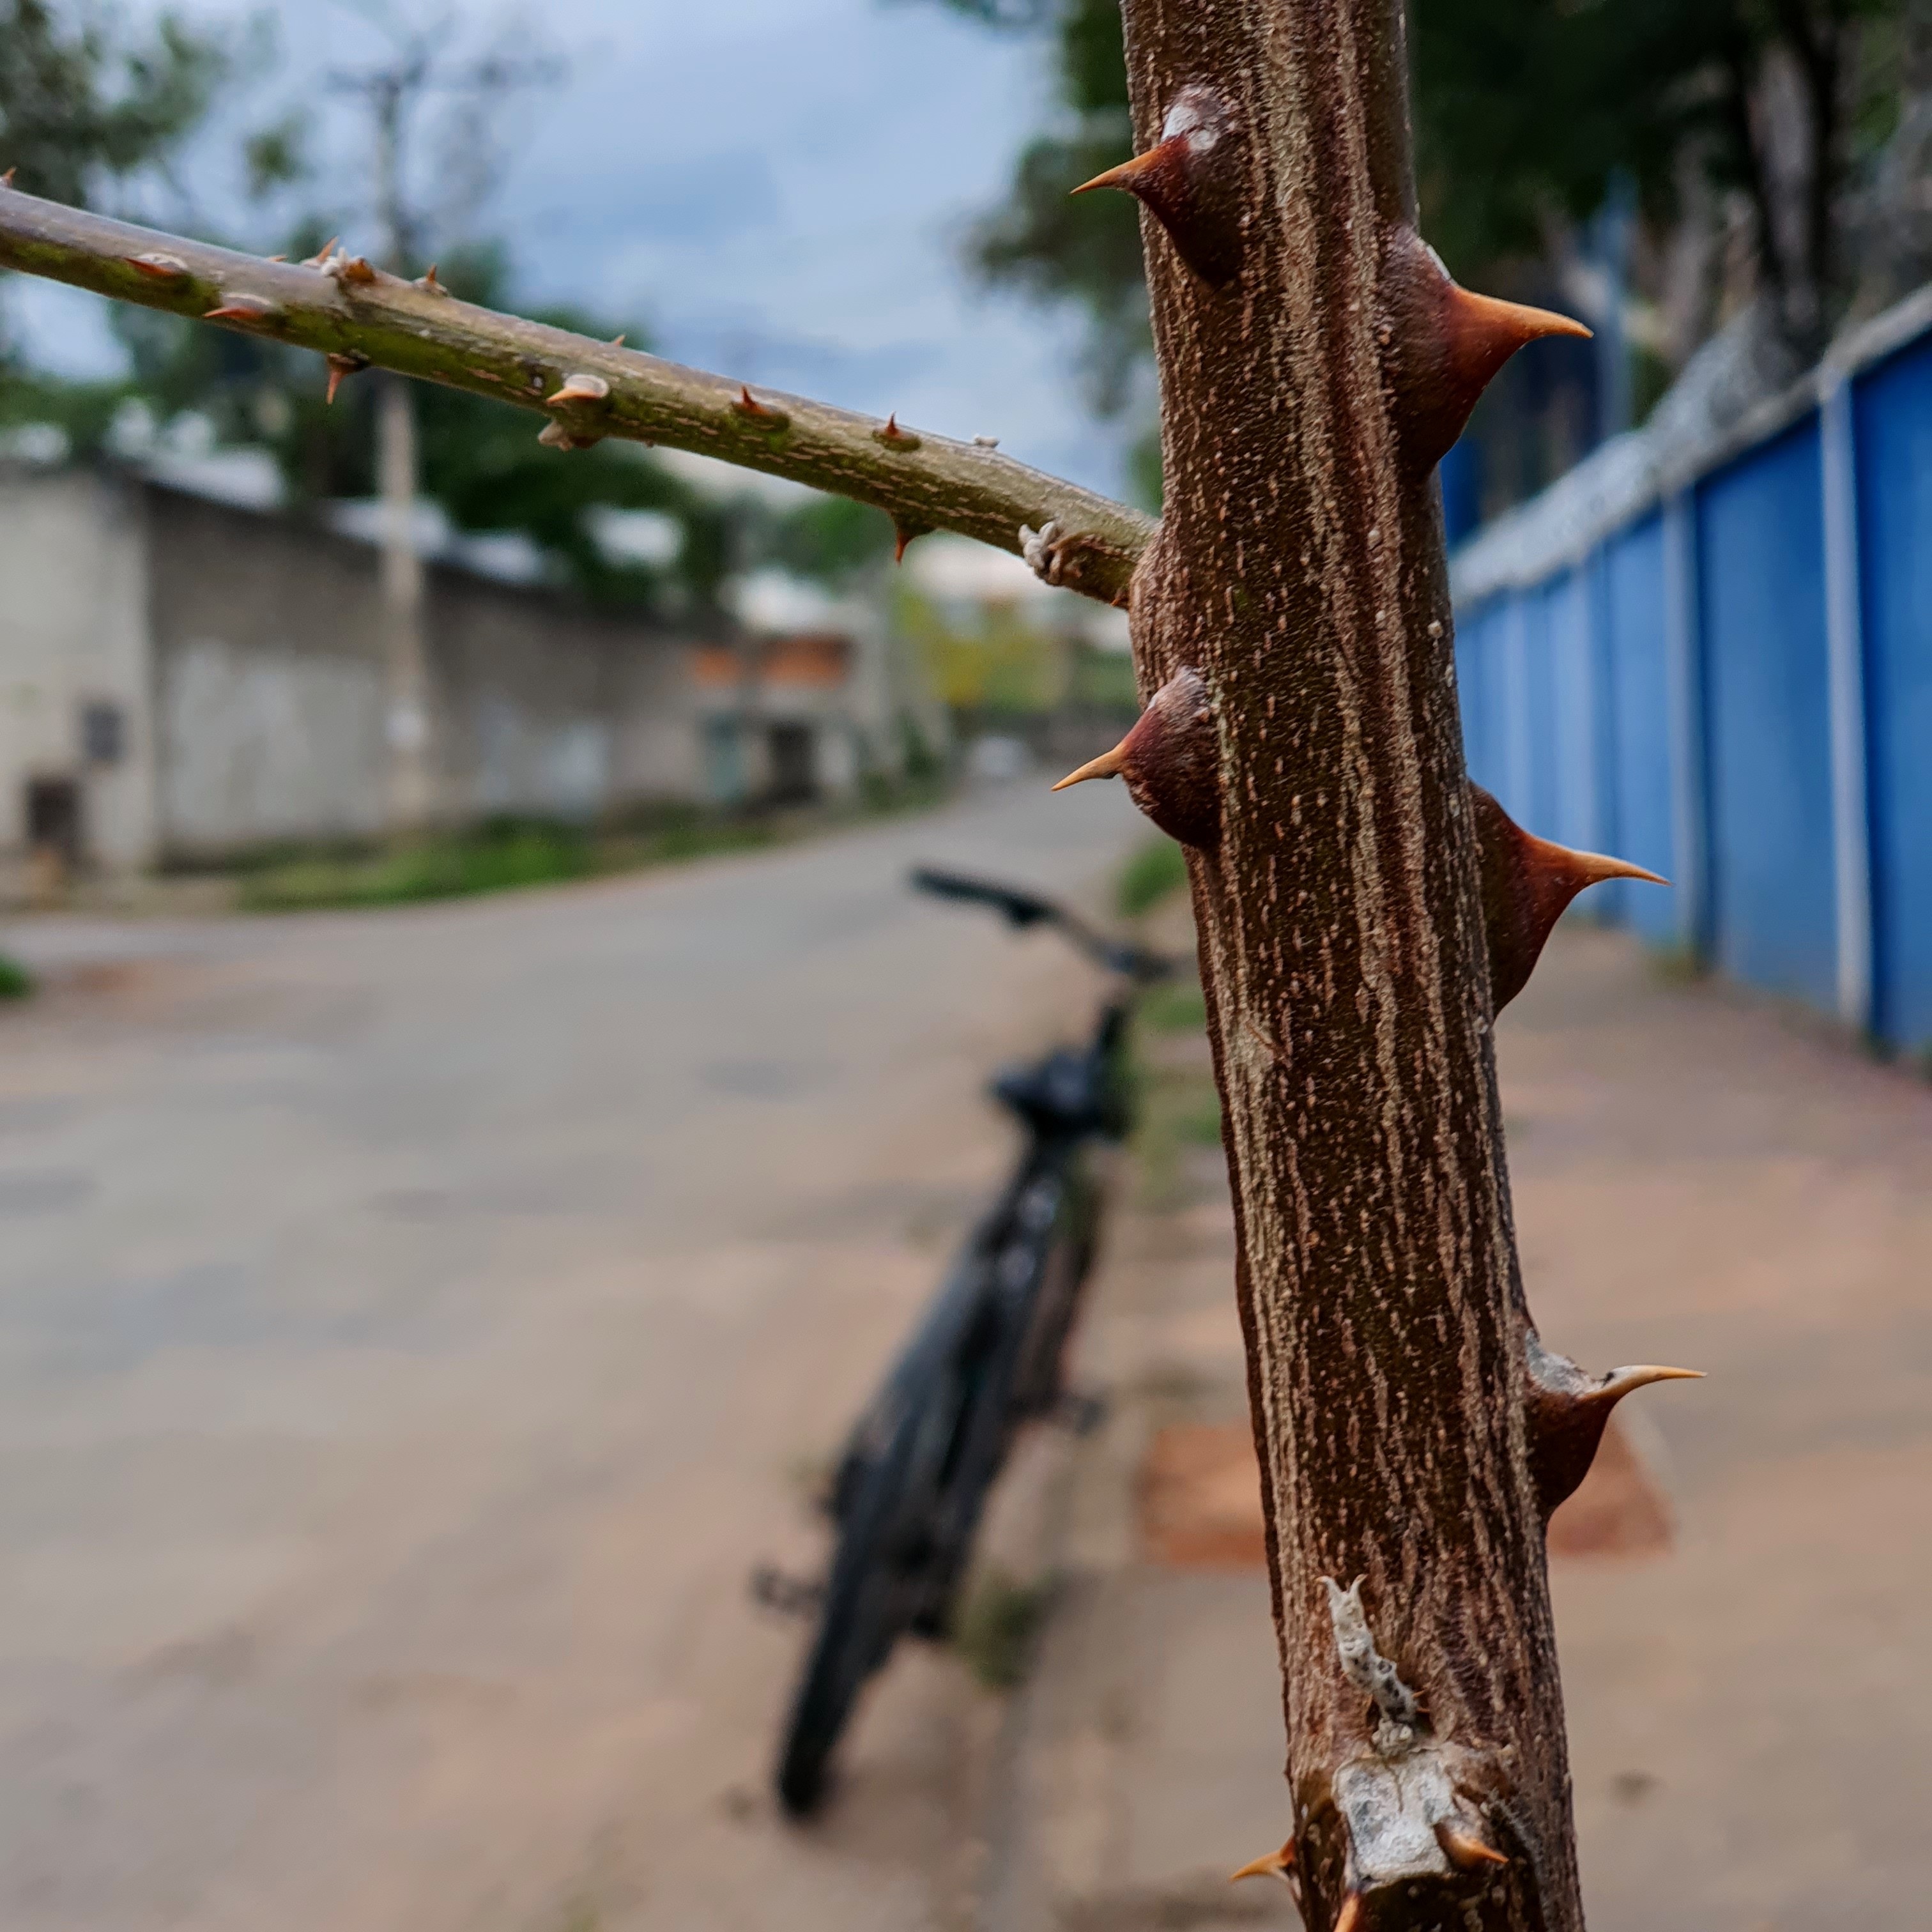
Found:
328,19 -> 558,834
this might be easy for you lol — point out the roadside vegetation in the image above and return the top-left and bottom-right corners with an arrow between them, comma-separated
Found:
234,778 -> 948,914
1114,835 -> 1220,1207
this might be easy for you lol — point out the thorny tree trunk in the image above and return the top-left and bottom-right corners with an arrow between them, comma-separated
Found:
1117,4 -> 1574,1928
0,6 -> 1699,1922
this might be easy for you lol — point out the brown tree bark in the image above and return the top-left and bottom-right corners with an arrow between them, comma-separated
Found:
1111,4 -> 1580,1928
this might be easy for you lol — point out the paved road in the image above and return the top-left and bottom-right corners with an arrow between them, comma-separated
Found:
0,779 -> 1145,1932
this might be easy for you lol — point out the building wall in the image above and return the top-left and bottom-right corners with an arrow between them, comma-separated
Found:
0,466 -> 158,870
141,484 -> 707,860
146,487 -> 388,855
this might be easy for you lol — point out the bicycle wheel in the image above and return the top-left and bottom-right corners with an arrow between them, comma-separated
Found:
775,1388 -> 953,1816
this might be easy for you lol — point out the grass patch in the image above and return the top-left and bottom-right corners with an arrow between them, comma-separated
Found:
0,953 -> 34,1000
1140,976 -> 1206,1034
1131,1065 -> 1224,1208
237,813 -> 776,914
951,1565 -> 1054,1690
1115,833 -> 1189,919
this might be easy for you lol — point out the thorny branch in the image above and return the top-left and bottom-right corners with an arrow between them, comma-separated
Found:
0,181 -> 1155,606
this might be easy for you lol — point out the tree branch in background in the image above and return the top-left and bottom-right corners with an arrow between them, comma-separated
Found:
0,183 -> 1153,606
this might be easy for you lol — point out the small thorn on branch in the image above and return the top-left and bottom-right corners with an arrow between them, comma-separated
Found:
1333,1894 -> 1363,1932
203,296 -> 277,325
1050,667 -> 1220,850
415,263 -> 449,296
300,237 -> 339,268
1073,84 -> 1245,286
128,252 -> 188,282
325,250 -> 378,288
324,351 -> 369,405
874,413 -> 921,450
732,383 -> 790,429
893,519 -> 931,564
1,169 -> 15,190
548,372 -> 611,407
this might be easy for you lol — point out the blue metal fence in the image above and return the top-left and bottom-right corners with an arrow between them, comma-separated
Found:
1450,285 -> 1932,1054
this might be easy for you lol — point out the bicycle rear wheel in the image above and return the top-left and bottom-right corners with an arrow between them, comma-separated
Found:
775,1392 -> 950,1816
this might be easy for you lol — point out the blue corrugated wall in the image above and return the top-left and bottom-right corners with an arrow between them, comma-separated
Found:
1699,424 -> 1837,1010
1452,310 -> 1932,1054
1857,337 -> 1932,1048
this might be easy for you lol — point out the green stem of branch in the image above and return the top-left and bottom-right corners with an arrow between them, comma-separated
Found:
0,185 -> 1154,606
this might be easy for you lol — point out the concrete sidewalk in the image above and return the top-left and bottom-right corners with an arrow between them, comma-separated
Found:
982,923 -> 1932,1932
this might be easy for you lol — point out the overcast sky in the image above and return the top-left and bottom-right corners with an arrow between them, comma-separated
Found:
7,0 -> 1131,496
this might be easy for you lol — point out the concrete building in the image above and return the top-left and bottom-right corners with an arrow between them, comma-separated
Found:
0,457 -> 897,893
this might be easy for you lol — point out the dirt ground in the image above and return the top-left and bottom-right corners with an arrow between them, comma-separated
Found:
984,919 -> 1932,1932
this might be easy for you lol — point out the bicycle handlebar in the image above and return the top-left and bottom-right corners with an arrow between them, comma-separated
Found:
910,866 -> 1177,985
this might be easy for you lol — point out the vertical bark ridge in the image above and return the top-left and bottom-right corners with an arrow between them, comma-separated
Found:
1119,2 -> 1583,1926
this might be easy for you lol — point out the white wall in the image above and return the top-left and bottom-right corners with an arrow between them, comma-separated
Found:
0,466 -> 158,868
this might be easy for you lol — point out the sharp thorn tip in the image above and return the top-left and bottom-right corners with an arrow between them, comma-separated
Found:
1228,1841 -> 1295,1886
1050,744 -> 1127,792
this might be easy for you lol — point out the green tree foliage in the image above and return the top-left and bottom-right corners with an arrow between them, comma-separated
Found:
932,0 -> 1917,408
0,0 -> 229,209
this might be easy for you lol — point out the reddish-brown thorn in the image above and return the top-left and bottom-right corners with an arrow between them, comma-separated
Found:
874,413 -> 921,449
548,372 -> 611,407
1072,141 -> 1183,201
1228,1840 -> 1296,1887
203,298 -> 274,324
1051,742 -> 1127,791
333,254 -> 377,286
732,384 -> 788,426
1,169 -> 15,189
128,252 -> 188,280
1472,785 -> 1668,1011
1333,1894 -> 1363,1932
265,252 -> 287,263
1435,1820 -> 1509,1871
301,237 -> 339,268
1069,85 -> 1243,284
892,521 -> 930,564
323,353 -> 367,406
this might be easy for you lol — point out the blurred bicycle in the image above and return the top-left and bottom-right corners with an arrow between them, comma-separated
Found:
762,866 -> 1176,1816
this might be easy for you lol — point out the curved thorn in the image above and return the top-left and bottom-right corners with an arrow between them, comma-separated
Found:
1229,1840 -> 1296,1886
1448,283 -> 1593,356
1435,1820 -> 1509,1870
203,300 -> 272,323
1050,743 -> 1128,792
1333,1894 -> 1363,1932
1072,137 -> 1183,200
128,252 -> 188,280
1598,1365 -> 1705,1402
